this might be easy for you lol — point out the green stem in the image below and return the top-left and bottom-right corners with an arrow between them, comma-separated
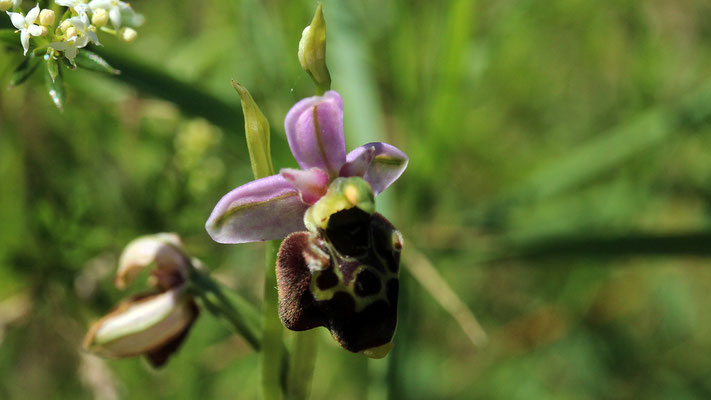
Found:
189,268 -> 261,350
287,330 -> 319,400
262,240 -> 285,400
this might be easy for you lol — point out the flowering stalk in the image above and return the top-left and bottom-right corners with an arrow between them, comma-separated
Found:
233,83 -> 286,399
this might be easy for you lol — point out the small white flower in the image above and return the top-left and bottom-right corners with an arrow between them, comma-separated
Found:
49,16 -> 101,63
88,0 -> 142,29
7,4 -> 43,55
56,0 -> 90,24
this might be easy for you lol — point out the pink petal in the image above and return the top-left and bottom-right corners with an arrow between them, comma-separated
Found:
205,174 -> 309,244
280,167 -> 329,205
339,145 -> 375,178
344,142 -> 408,195
284,91 -> 346,177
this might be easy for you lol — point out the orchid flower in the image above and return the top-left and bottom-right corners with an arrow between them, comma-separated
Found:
84,233 -> 199,368
7,4 -> 42,55
206,90 -> 408,244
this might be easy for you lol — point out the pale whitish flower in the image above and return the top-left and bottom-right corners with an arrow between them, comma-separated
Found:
117,26 -> 136,43
55,0 -> 91,24
38,9 -> 55,26
0,0 -> 22,12
49,16 -> 101,63
7,4 -> 43,55
88,0 -> 143,29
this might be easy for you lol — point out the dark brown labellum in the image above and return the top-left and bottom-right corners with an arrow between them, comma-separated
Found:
276,211 -> 401,355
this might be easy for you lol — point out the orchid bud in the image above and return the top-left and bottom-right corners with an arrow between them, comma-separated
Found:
83,287 -> 199,367
92,8 -> 109,27
0,0 -> 13,12
118,27 -> 137,43
115,233 -> 190,291
39,9 -> 54,26
298,3 -> 331,93
304,176 -> 375,233
232,82 -> 274,179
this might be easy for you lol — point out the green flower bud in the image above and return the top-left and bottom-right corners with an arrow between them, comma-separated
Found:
298,3 -> 331,94
232,81 -> 274,179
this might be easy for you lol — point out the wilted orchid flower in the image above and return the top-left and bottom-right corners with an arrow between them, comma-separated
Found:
83,233 -> 199,367
7,4 -> 43,55
206,90 -> 408,244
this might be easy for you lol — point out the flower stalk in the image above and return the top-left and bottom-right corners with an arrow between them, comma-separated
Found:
234,84 -> 286,399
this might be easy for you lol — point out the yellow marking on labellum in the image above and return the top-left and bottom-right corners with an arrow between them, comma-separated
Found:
344,184 -> 359,205
360,342 -> 394,359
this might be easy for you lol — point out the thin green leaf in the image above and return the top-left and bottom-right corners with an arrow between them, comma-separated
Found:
46,56 -> 59,83
75,50 -> 120,75
9,55 -> 40,88
44,62 -> 65,111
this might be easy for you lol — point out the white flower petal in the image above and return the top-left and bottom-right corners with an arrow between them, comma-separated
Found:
88,0 -> 112,9
49,41 -> 68,51
26,4 -> 40,22
87,31 -> 100,46
75,34 -> 89,49
27,24 -> 42,37
116,233 -> 189,290
68,16 -> 85,30
83,287 -> 198,358
65,45 -> 77,62
109,6 -> 120,28
20,29 -> 29,55
8,12 -> 26,30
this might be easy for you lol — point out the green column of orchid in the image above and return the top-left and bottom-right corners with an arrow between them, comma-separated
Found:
233,81 -> 284,400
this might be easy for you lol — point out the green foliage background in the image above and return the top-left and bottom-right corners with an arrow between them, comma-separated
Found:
2,0 -> 711,398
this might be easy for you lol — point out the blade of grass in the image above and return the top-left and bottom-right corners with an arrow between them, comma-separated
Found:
402,243 -> 488,349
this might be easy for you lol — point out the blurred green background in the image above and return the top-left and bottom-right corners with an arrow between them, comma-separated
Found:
3,0 -> 711,398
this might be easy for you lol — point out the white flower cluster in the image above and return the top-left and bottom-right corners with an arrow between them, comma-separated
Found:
2,0 -> 143,63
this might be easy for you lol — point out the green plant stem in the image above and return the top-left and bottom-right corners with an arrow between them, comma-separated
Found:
262,240 -> 285,400
189,268 -> 261,350
287,330 -> 318,400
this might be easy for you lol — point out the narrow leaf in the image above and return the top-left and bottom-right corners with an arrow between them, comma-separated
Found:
46,55 -> 59,83
45,63 -> 65,111
9,55 -> 40,88
75,50 -> 120,75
